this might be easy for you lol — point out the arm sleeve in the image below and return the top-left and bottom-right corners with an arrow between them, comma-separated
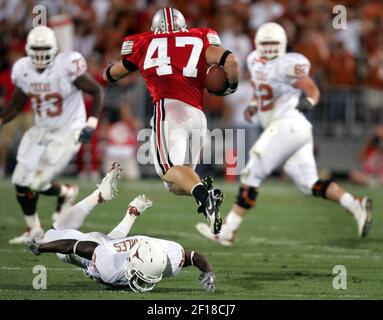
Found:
282,53 -> 311,84
64,51 -> 87,82
121,35 -> 139,71
203,28 -> 222,48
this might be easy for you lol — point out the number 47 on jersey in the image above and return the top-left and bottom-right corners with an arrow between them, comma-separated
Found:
144,37 -> 203,78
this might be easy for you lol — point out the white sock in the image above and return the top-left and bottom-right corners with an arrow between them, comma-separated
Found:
25,213 -> 41,229
340,193 -> 356,213
108,209 -> 137,239
53,190 -> 100,230
225,210 -> 243,231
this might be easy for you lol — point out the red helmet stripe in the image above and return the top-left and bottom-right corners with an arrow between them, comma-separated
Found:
169,7 -> 174,31
165,7 -> 173,31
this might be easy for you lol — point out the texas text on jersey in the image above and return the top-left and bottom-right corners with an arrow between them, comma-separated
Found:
121,28 -> 222,110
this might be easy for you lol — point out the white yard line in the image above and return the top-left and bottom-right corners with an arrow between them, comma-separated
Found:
1,266 -> 81,271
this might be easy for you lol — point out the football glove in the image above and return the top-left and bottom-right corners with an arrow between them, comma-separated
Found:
244,101 -> 258,123
220,81 -> 238,96
296,92 -> 315,113
79,116 -> 98,143
79,126 -> 95,143
199,272 -> 215,292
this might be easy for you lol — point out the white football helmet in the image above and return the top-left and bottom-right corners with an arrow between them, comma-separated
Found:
25,26 -> 58,70
125,239 -> 167,292
255,22 -> 287,60
151,7 -> 187,32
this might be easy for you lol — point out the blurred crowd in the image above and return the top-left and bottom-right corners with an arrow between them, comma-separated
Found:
1,0 -> 383,179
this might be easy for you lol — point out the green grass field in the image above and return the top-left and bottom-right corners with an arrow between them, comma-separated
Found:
0,178 -> 382,300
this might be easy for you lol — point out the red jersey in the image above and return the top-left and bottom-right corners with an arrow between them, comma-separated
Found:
362,147 -> 383,177
121,28 -> 222,110
0,68 -> 31,112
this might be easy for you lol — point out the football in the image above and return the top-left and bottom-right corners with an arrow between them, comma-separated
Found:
206,64 -> 228,95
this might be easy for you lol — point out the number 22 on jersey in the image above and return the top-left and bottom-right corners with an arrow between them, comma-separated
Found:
251,81 -> 274,112
143,37 -> 203,77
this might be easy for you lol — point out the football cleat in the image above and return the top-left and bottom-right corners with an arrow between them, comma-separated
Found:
350,197 -> 373,238
202,189 -> 224,234
196,223 -> 235,246
52,184 -> 79,222
197,176 -> 215,214
96,162 -> 122,202
128,195 -> 153,216
9,226 -> 44,245
202,176 -> 214,191
27,239 -> 41,255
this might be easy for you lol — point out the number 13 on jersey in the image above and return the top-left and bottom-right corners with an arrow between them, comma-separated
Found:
144,37 -> 203,77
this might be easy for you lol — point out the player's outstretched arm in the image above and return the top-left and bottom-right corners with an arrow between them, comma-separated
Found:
206,46 -> 240,95
74,73 -> 105,143
27,239 -> 99,260
183,250 -> 215,292
103,60 -> 133,83
0,86 -> 28,127
293,76 -> 320,113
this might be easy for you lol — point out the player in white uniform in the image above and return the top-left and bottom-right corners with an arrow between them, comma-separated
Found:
197,22 -> 373,246
0,26 -> 104,244
27,162 -> 216,292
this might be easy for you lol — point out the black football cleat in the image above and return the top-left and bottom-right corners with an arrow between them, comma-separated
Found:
203,189 -> 224,234
202,176 -> 214,191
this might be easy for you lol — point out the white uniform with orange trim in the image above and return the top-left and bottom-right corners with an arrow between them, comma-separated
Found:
10,51 -> 87,191
242,51 -> 319,194
43,229 -> 184,287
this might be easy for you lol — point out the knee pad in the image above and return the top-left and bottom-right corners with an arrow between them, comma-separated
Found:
312,179 -> 333,199
236,185 -> 258,209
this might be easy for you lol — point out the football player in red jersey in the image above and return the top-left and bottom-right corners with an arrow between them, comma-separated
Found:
103,7 -> 240,234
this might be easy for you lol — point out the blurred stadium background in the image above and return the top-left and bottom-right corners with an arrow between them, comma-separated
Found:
1,0 -> 383,182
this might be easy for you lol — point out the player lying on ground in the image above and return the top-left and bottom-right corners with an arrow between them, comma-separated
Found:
102,7 -> 240,235
0,26 -> 104,244
27,163 -> 215,292
197,22 -> 373,246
